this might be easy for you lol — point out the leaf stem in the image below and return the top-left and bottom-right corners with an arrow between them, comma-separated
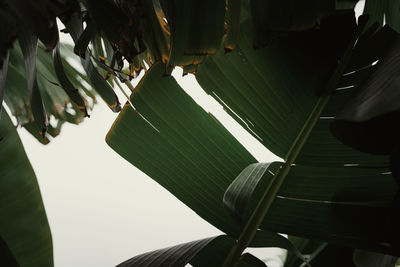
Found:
222,17 -> 365,267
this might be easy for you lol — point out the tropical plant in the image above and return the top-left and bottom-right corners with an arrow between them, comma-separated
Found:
1,0 -> 400,266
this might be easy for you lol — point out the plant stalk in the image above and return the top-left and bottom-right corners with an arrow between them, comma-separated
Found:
222,17 -> 365,267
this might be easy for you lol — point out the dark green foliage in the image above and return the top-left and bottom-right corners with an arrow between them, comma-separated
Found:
1,0 -> 400,266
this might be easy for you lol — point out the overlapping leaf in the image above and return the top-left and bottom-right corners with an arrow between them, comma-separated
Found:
65,13 -> 121,112
0,110 -> 53,266
106,57 -> 399,256
0,51 -> 9,115
250,0 -> 335,47
106,62 -> 255,237
118,235 -> 234,267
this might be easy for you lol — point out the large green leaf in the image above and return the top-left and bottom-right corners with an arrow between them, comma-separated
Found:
262,165 -> 399,254
106,62 -> 255,236
330,29 -> 400,155
223,160 -> 399,253
196,12 -> 383,167
0,110 -> 53,266
106,59 -> 399,256
101,3 -> 400,265
118,235 -> 235,267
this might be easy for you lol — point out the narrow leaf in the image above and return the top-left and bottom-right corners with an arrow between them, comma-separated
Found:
17,28 -> 48,135
52,43 -> 87,116
73,21 -> 96,58
117,235 -> 234,267
6,0 -> 59,50
65,13 -> 121,112
0,50 -> 9,116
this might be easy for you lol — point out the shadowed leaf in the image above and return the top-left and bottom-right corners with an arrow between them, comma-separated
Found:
17,28 -> 48,135
117,235 -> 235,267
0,110 -> 53,266
0,50 -> 9,116
52,43 -> 87,115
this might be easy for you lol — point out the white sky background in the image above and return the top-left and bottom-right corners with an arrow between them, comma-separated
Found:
16,3 -> 365,267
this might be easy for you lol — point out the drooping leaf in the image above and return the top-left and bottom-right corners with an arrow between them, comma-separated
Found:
5,0 -> 78,50
0,5 -> 16,68
73,21 -> 96,59
4,41 -> 90,142
65,13 -> 121,112
3,63 -> 32,125
117,235 -> 235,267
142,0 -> 170,63
22,121 -> 50,145
162,0 -> 225,66
0,50 -> 9,116
0,110 -> 53,266
17,28 -> 48,135
52,43 -> 87,115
